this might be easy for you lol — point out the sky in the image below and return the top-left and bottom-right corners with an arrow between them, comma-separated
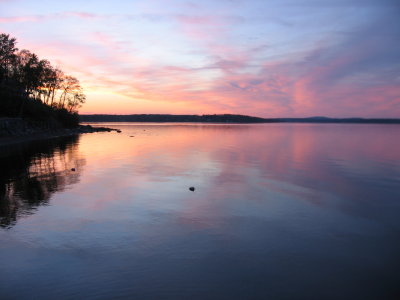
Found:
1,0 -> 399,117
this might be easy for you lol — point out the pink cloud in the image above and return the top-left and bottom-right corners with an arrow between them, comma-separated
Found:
0,15 -> 43,23
75,39 -> 399,117
74,39 -> 398,117
0,11 -> 101,24
174,15 -> 220,25
64,12 -> 97,19
7,8 -> 397,118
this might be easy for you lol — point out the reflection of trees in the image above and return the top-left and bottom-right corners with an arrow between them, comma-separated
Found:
0,136 -> 84,228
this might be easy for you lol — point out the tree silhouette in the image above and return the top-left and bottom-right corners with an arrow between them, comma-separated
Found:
0,32 -> 85,124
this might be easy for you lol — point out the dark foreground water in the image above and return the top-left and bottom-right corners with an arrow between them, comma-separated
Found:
1,123 -> 399,300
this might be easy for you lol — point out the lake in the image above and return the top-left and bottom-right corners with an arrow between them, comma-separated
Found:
1,123 -> 399,299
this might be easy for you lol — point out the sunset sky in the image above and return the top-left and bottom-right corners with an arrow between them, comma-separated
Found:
1,0 -> 399,117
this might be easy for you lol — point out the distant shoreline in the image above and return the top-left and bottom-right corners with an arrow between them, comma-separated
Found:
80,114 -> 400,124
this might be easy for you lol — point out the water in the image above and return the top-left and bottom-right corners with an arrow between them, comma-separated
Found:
1,123 -> 399,300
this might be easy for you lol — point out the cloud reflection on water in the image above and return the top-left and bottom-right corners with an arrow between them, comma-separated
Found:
75,124 -> 400,228
0,124 -> 399,299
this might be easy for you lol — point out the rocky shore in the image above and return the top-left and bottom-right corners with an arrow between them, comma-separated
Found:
0,118 -> 119,147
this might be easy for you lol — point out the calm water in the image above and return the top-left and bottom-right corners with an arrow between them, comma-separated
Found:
1,123 -> 399,299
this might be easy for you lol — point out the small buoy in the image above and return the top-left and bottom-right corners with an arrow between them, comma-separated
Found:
71,168 -> 76,171
189,187 -> 195,192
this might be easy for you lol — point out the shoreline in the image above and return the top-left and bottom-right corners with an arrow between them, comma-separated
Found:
0,124 -> 119,147
80,114 -> 400,124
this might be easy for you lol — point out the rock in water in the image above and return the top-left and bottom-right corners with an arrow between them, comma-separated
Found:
189,187 -> 195,192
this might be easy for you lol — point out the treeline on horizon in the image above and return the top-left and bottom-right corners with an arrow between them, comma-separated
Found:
0,33 -> 85,127
80,114 -> 400,124
80,114 -> 268,123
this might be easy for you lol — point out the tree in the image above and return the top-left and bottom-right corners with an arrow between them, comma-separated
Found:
49,68 -> 64,107
15,49 -> 42,98
67,90 -> 86,112
0,33 -> 18,85
1,32 -> 85,125
59,75 -> 80,109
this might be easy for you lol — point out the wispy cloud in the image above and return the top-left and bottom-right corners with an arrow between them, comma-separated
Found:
1,0 -> 398,117
0,11 -> 101,23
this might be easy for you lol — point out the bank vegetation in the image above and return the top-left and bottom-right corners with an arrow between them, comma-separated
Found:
0,33 -> 85,127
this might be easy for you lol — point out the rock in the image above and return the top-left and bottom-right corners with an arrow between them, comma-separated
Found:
116,130 -> 122,133
71,168 -> 76,171
189,187 -> 195,192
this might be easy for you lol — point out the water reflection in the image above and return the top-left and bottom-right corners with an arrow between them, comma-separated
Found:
0,124 -> 399,299
0,136 -> 83,228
